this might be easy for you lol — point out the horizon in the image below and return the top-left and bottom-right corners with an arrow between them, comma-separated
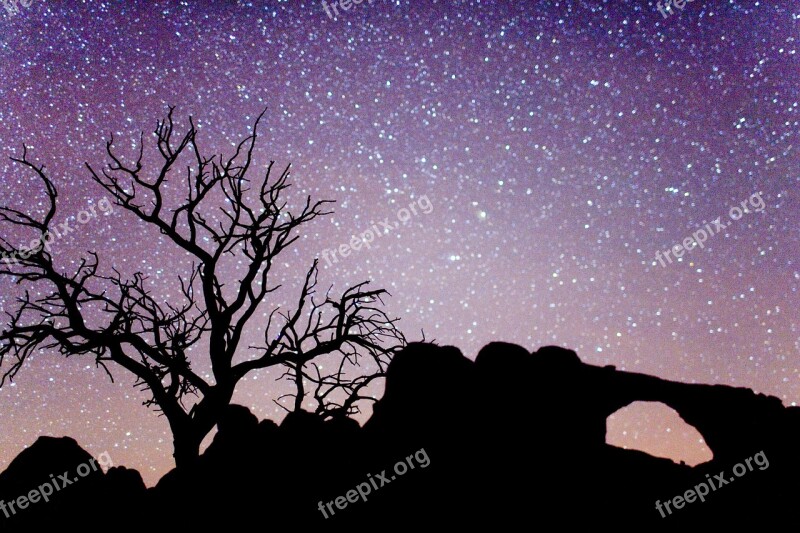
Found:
0,0 -> 797,487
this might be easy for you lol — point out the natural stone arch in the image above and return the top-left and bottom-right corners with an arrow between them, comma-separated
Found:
606,401 -> 713,465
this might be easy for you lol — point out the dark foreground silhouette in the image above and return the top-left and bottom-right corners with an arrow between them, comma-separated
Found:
1,342 -> 797,529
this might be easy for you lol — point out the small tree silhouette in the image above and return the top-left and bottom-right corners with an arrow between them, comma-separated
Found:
0,108 -> 405,467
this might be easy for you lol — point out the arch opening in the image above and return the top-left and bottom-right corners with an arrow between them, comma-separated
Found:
606,401 -> 713,466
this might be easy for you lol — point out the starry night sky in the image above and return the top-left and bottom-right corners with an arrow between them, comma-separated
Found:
0,0 -> 797,486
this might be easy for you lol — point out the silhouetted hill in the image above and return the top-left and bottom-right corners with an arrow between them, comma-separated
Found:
0,436 -> 147,528
1,342 -> 797,528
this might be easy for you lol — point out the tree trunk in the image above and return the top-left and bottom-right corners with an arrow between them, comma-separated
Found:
172,428 -> 203,469
170,382 -> 237,469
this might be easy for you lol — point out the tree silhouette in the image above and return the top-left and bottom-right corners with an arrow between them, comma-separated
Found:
0,108 -> 405,467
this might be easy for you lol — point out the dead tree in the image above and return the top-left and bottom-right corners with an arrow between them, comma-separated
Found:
0,108 -> 406,467
272,279 -> 404,420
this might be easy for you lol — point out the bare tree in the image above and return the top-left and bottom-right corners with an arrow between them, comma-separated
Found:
271,279 -> 402,420
0,109 -> 406,467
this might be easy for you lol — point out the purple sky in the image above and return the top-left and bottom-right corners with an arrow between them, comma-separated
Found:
0,0 -> 798,485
